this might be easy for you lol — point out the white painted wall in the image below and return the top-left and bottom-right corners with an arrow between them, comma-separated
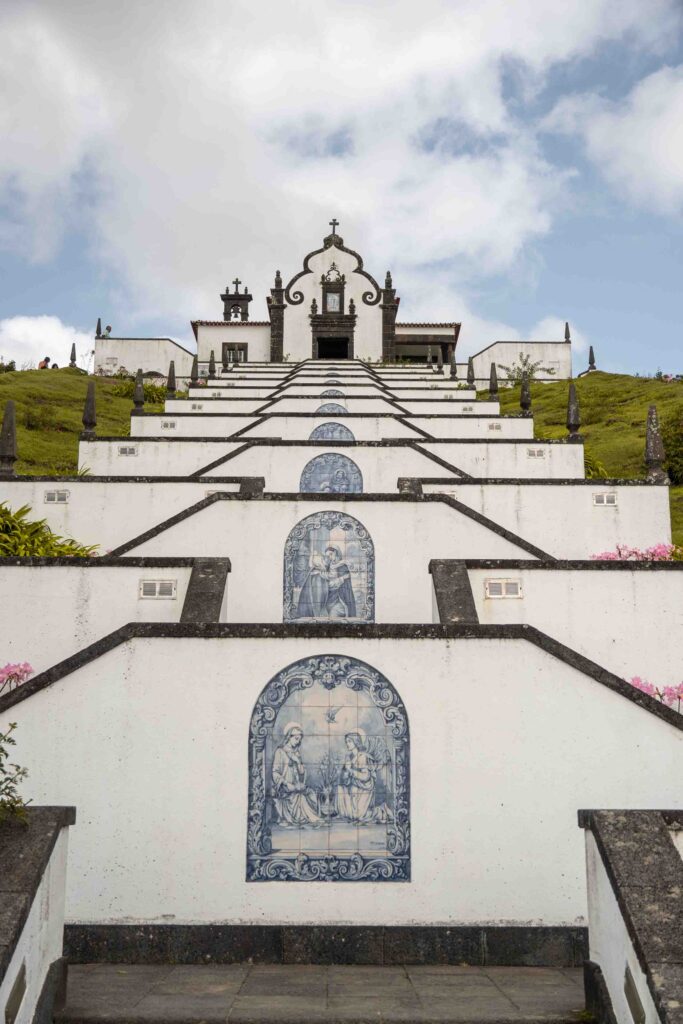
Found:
122,498 -> 537,620
78,439 -> 245,475
426,483 -> 671,555
468,567 -> 683,681
3,635 -> 680,926
240,417 -> 420,440
471,342 -> 572,382
0,829 -> 69,1024
94,337 -> 194,377
0,565 -> 194,672
283,243 -> 384,361
420,441 -> 585,477
584,831 -> 660,1024
131,417 -> 257,439
195,324 -> 271,363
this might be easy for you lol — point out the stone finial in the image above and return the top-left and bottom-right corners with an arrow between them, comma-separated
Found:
349,297 -> 356,315
0,400 -> 17,477
436,348 -> 444,374
385,271 -> 393,289
190,354 -> 199,384
467,357 -> 475,387
489,362 -> 499,400
310,297 -> 318,315
588,345 -> 596,371
449,349 -> 457,379
566,382 -> 582,442
81,382 -> 97,440
274,270 -> 282,289
426,346 -> 432,365
565,321 -> 571,343
167,360 -> 176,398
209,350 -> 216,377
69,343 -> 77,368
645,404 -> 668,484
133,368 -> 145,411
95,317 -> 102,339
520,372 -> 532,415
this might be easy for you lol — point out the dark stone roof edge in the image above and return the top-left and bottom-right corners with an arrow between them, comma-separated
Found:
104,337 -> 193,356
577,810 -> 683,1023
0,806 -> 76,982
472,339 -> 571,359
1,623 -> 680,733
0,557 -> 230,569
432,559 -> 683,571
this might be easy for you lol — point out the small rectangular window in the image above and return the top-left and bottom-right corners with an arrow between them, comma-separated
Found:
118,445 -> 138,457
160,420 -> 176,430
526,447 -> 546,458
191,403 -> 203,411
44,489 -> 69,504
105,357 -> 118,365
462,406 -> 473,412
139,579 -> 177,599
213,391 -> 221,397
488,423 -> 502,431
593,492 -> 617,506
485,579 -> 522,599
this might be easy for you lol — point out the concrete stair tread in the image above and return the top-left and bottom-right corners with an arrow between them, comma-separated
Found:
57,964 -> 586,1023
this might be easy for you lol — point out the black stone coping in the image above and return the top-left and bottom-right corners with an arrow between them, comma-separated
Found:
0,556 -> 231,569
135,411 -> 505,419
578,810 -> 683,1024
431,558 -> 683,571
88,428 -> 572,437
180,558 -> 230,623
2,622 -> 681,732
104,491 -> 553,561
1,472 -> 657,486
62,923 -> 588,967
0,806 -> 76,983
2,475 -> 248,484
421,477 -> 662,486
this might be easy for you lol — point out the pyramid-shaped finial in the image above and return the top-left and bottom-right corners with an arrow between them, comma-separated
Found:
645,404 -> 667,484
190,354 -> 199,384
385,270 -> 393,290
95,317 -> 102,339
520,372 -> 532,415
81,381 -> 97,440
489,363 -> 498,400
449,348 -> 457,379
209,350 -> 216,378
564,321 -> 571,343
132,368 -> 145,411
274,269 -> 282,289
566,383 -> 581,442
467,357 -> 475,386
588,345 -> 596,371
167,360 -> 176,398
69,343 -> 77,368
436,348 -> 444,374
0,400 -> 17,477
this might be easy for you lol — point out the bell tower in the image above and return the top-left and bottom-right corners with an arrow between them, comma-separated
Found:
221,277 -> 253,321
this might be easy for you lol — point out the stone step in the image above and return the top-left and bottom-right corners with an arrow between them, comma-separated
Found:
57,964 -> 587,1023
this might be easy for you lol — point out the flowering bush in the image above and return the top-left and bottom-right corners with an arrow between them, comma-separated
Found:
631,677 -> 683,714
0,662 -> 33,696
591,543 -> 683,561
0,722 -> 29,824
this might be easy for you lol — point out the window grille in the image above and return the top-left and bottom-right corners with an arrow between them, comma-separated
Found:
485,579 -> 522,599
191,403 -> 203,410
593,492 -> 617,506
44,489 -> 69,503
139,579 -> 177,599
462,406 -> 473,412
526,448 -> 546,458
160,420 -> 176,430
118,445 -> 138,456
488,423 -> 502,431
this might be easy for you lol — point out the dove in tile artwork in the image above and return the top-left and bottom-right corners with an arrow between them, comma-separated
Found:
325,707 -> 341,723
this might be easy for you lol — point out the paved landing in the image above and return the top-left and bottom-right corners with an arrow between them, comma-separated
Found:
58,964 -> 586,1023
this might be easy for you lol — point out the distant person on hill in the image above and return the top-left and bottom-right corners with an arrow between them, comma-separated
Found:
51,362 -> 59,369
38,355 -> 51,369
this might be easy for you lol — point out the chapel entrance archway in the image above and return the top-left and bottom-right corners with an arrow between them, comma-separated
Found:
317,337 -> 350,359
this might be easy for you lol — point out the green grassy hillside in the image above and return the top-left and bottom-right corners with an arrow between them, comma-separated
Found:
0,368 -> 162,476
491,371 -> 683,545
0,367 -> 681,543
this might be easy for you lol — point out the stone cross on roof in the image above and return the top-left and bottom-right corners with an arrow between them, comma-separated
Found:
329,218 -> 339,234
232,278 -> 241,292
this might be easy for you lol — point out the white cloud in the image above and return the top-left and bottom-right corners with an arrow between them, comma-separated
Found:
0,316 -> 93,369
544,66 -> 683,214
0,0 -> 680,330
528,316 -> 587,354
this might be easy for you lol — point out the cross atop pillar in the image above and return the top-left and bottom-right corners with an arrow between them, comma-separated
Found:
329,218 -> 339,234
232,277 -> 241,292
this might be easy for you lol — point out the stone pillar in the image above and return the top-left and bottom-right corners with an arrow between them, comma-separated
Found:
566,383 -> 582,443
269,270 -> 286,362
0,400 -> 17,477
645,404 -> 668,484
167,361 -> 176,399
520,372 -> 532,416
81,382 -> 97,441
489,363 -> 498,401
132,369 -> 145,413
380,271 -> 399,363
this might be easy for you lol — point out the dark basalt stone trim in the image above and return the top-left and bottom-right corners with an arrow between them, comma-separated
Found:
180,558 -> 230,623
472,338 -> 570,358
187,441 -> 254,477
102,336 -> 193,355
0,557 -> 213,568
583,960 -> 618,1024
62,924 -> 587,967
89,428 -> 571,437
3,475 -> 247,484
434,558 -> 683,572
0,807 -> 76,982
3,622 -> 680,731
420,477 -> 664,486
431,560 -> 479,623
105,490 -> 552,561
578,810 -> 683,1024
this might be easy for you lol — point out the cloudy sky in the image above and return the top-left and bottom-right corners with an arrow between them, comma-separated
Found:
1,0 -> 682,370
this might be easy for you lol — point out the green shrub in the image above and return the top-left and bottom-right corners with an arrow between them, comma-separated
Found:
584,448 -> 608,479
661,409 -> 683,485
23,405 -> 61,431
111,379 -> 167,405
0,502 -> 97,556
